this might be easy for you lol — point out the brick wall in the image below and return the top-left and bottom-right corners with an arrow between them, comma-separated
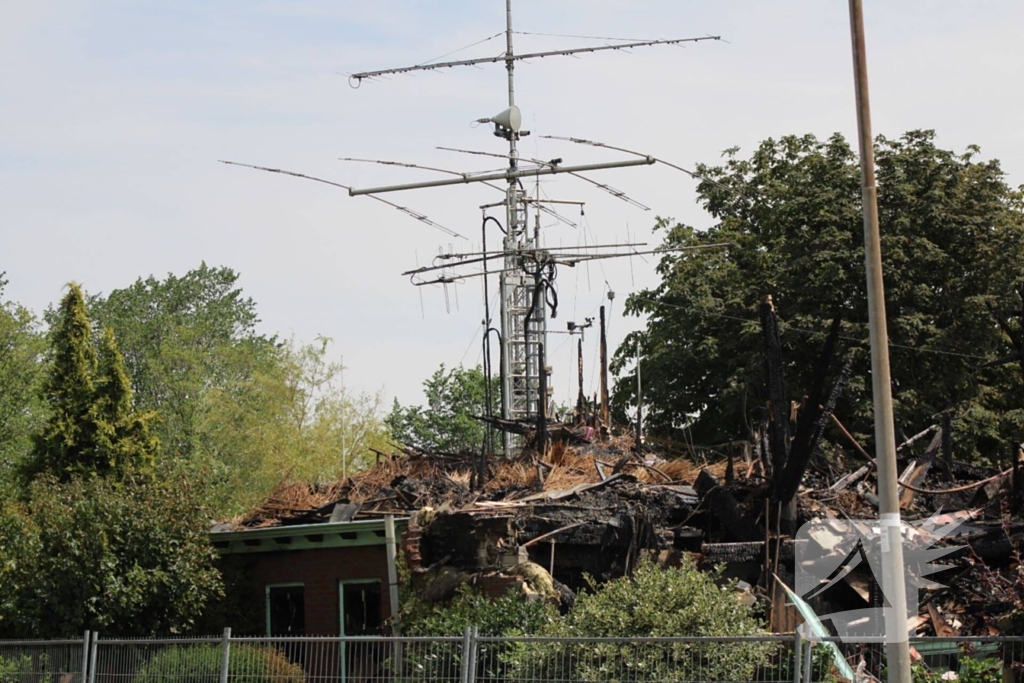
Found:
251,545 -> 392,636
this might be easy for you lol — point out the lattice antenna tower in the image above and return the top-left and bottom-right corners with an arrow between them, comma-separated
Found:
347,1 -> 719,455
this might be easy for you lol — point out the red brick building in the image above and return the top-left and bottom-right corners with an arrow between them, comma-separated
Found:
211,518 -> 408,637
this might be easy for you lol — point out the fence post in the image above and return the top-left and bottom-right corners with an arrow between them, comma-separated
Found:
467,626 -> 479,683
80,631 -> 91,683
87,632 -> 99,683
460,626 -> 472,683
793,630 -> 802,683
803,638 -> 813,683
220,627 -> 231,683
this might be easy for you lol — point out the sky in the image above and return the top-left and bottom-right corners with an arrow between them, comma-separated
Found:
3,1 -> 1024,409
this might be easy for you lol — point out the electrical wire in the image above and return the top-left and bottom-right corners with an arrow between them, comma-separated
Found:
632,296 -> 994,362
416,32 -> 504,67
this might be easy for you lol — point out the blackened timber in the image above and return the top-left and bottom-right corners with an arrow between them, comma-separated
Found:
575,338 -> 585,422
776,316 -> 843,504
941,413 -> 953,481
599,305 -> 609,431
700,540 -> 797,564
1013,443 -> 1022,514
760,296 -> 789,480
830,464 -> 871,491
537,341 -> 548,451
695,469 -> 760,542
896,425 -> 939,453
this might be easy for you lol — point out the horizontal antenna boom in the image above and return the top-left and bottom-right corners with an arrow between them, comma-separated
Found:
351,157 -> 654,196
351,36 -> 720,82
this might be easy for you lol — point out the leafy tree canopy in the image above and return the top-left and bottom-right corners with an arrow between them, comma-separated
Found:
89,263 -> 277,460
0,466 -> 221,637
614,131 -> 1024,462
86,265 -> 391,515
0,274 -> 45,480
202,336 -> 390,514
386,364 -> 498,453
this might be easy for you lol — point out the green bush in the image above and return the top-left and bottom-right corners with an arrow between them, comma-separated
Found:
911,653 -> 1003,683
134,644 -> 305,683
400,583 -> 556,637
0,466 -> 223,638
507,560 -> 774,683
396,583 -> 556,683
0,654 -> 33,683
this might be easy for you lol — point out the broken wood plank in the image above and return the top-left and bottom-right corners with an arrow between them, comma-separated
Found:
899,430 -> 942,508
830,464 -> 871,492
926,603 -> 956,637
941,414 -> 953,480
896,425 -> 939,453
521,522 -> 588,548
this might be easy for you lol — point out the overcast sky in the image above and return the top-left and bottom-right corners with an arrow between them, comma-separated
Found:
3,1 -> 1023,408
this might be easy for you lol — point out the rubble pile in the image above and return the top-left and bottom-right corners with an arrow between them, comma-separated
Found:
227,420 -> 1024,637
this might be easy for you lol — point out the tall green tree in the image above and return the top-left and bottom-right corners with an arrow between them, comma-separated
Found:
83,264 -> 389,515
89,263 -> 277,460
387,364 -> 498,453
2,283 -> 221,637
615,131 -> 1024,462
0,274 -> 45,481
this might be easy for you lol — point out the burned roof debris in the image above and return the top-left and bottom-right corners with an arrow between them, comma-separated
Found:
220,419 -> 1024,637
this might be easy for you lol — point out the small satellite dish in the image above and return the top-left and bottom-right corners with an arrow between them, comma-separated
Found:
490,105 -> 522,132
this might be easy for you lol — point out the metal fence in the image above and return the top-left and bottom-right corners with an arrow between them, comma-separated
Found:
3,632 -> 1023,683
0,635 -> 90,683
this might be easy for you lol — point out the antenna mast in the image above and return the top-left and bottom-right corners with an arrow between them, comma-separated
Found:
346,2 -> 720,456
498,0 -> 543,453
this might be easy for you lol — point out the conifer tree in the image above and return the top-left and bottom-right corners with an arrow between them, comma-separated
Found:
92,328 -> 158,478
28,283 -> 99,479
27,284 -> 157,481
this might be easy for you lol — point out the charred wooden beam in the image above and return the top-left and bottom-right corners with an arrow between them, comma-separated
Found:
941,413 -> 953,481
599,305 -> 610,432
760,296 -> 789,480
1014,443 -> 1023,515
896,425 -> 939,453
537,341 -> 549,452
699,540 -> 797,564
831,412 -> 872,461
695,470 -> 761,543
775,315 -> 842,505
575,337 -> 585,422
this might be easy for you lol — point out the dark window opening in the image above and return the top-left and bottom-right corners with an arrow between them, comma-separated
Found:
268,585 -> 305,665
342,582 -> 382,635
341,582 -> 383,681
268,585 -> 305,636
